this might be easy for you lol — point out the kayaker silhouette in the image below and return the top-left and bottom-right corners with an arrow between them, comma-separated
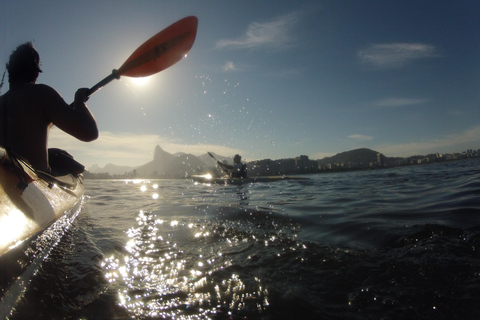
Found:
219,154 -> 247,178
0,42 -> 98,174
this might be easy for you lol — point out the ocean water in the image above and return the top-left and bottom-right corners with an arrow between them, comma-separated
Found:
2,159 -> 480,319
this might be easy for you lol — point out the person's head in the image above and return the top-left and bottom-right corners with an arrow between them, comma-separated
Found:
234,154 -> 241,163
7,42 -> 42,85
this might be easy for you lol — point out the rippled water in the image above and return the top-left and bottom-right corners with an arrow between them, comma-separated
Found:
2,159 -> 480,319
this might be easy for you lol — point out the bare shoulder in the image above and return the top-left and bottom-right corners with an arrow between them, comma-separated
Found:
20,84 -> 66,106
29,84 -> 62,98
7,83 -> 57,97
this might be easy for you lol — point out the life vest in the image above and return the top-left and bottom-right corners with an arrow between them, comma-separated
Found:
231,162 -> 247,178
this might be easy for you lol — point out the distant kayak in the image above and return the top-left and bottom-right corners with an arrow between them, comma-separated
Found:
191,174 -> 308,185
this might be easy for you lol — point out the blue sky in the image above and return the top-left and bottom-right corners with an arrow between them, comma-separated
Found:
1,1 -> 479,168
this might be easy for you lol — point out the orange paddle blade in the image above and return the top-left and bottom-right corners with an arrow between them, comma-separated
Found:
118,16 -> 198,77
87,16 -> 198,96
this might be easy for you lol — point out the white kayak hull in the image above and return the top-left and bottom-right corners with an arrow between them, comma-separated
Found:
0,148 -> 84,257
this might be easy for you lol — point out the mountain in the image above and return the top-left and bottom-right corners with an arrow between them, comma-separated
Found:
86,147 -> 395,178
318,148 -> 385,166
88,163 -> 135,175
153,145 -> 175,163
165,153 -> 209,177
87,146 -> 226,177
134,145 -> 207,178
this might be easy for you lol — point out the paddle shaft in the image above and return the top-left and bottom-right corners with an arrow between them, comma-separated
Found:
208,152 -> 230,174
87,72 -> 119,97
207,152 -> 219,162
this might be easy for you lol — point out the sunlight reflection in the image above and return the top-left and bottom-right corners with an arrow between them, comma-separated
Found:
124,179 -> 145,185
0,208 -> 29,249
101,209 -> 269,319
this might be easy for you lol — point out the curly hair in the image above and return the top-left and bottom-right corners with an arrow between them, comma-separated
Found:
7,42 -> 42,84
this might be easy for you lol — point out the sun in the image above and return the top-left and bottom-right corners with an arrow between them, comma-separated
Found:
129,77 -> 151,86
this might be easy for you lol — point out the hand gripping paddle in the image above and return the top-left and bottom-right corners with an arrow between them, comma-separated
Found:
87,16 -> 198,96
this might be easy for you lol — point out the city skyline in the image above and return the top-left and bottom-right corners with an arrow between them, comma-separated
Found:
87,144 -> 480,177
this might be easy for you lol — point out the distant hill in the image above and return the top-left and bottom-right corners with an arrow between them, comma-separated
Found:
86,147 -> 397,178
167,153 -> 209,177
85,145 -> 478,178
132,145 -> 208,178
86,146 -> 234,177
318,148 -> 385,165
88,163 -> 136,175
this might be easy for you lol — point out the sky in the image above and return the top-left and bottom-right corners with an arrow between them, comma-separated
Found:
1,1 -> 479,169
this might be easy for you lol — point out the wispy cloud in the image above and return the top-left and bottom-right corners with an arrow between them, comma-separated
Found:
375,125 -> 480,157
348,134 -> 373,141
215,11 -> 301,50
291,137 -> 310,147
373,97 -> 428,108
49,129 -> 242,167
358,42 -> 439,69
222,61 -> 236,72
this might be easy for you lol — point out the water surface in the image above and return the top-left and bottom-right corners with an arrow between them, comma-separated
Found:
2,159 -> 480,319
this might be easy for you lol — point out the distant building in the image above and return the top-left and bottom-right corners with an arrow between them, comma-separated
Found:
295,155 -> 309,172
377,153 -> 384,167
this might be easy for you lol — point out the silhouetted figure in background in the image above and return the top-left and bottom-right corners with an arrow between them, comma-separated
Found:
217,154 -> 247,178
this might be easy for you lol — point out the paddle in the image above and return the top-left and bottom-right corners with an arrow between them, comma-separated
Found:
207,151 -> 219,162
87,16 -> 198,97
208,152 -> 231,174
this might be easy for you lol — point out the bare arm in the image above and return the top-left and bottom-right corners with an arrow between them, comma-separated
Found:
40,85 -> 98,142
69,88 -> 99,141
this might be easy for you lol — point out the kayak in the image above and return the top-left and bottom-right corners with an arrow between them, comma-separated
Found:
191,174 -> 308,185
0,147 -> 85,258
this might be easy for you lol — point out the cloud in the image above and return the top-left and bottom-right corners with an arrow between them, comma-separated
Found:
375,125 -> 480,157
348,134 -> 373,141
358,42 -> 439,69
49,129 -> 242,167
373,97 -> 428,108
291,137 -> 310,147
222,61 -> 236,71
215,11 -> 300,50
